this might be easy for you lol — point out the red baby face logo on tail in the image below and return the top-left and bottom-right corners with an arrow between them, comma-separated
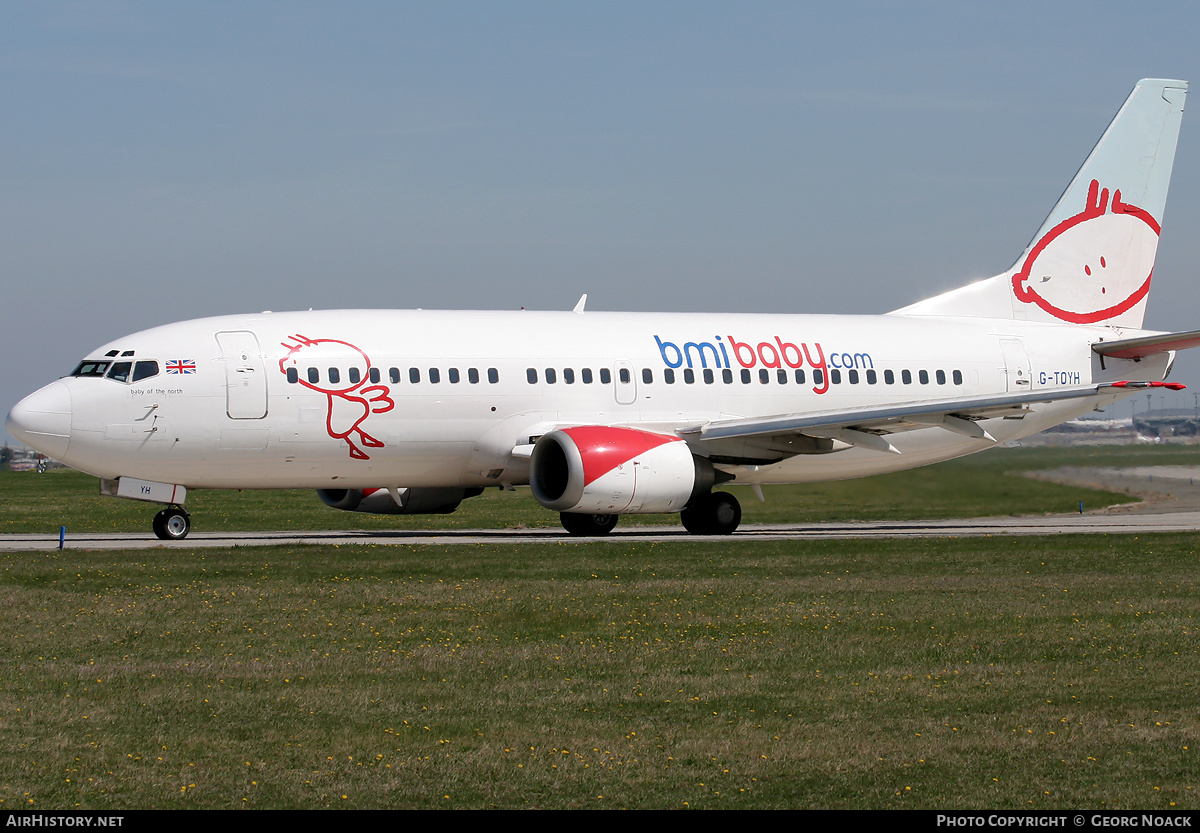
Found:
1011,180 -> 1160,324
279,334 -> 394,460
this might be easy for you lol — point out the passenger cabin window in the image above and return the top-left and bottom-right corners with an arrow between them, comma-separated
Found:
600,368 -> 611,384
308,367 -> 320,384
488,368 -> 500,384
348,368 -> 361,384
468,368 -> 479,384
429,368 -> 441,384
448,368 -> 460,383
618,368 -> 630,384
580,368 -> 592,384
642,368 -> 653,384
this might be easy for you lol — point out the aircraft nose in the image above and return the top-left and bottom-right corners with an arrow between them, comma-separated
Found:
6,381 -> 72,460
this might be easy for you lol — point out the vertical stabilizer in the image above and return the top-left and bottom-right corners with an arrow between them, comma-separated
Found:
893,79 -> 1187,327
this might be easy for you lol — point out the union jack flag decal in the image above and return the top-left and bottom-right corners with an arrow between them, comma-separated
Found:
166,359 -> 197,374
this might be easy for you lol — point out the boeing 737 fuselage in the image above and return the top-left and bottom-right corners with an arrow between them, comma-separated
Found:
7,79 -> 1198,539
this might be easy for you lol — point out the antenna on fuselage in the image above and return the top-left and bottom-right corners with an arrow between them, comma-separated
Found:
573,294 -> 587,314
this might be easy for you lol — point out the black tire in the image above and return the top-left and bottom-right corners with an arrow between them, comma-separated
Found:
680,502 -> 711,535
681,492 -> 741,535
152,507 -> 191,541
707,492 -> 741,535
560,512 -> 618,536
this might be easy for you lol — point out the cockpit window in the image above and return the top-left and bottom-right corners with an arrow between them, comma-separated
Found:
132,361 -> 159,382
70,358 -> 160,383
70,360 -> 111,377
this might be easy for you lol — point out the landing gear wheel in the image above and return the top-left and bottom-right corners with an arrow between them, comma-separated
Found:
560,512 -> 618,537
707,492 -> 741,535
153,507 -> 191,541
680,502 -> 712,535
681,491 -> 741,536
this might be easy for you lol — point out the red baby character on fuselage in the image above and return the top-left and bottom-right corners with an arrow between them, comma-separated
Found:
278,334 -> 394,460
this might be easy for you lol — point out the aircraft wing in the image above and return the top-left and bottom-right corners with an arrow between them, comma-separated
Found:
683,382 -> 1181,461
1092,328 -> 1200,359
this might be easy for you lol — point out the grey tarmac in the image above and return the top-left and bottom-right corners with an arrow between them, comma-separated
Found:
4,464 -> 1198,551
1,511 -> 1199,551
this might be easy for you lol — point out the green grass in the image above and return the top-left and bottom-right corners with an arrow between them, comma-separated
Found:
3,444 -> 1197,808
0,535 -> 1197,809
6,442 -> 1191,535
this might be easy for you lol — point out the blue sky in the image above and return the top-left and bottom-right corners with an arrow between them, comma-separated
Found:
6,1 -> 1200,441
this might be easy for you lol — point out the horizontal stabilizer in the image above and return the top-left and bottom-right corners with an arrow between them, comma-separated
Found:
1093,328 -> 1200,359
1107,380 -> 1186,390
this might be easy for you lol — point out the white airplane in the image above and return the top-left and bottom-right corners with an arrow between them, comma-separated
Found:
8,79 -> 1200,541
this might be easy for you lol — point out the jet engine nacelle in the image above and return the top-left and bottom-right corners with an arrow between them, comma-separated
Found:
529,426 -> 714,514
316,487 -> 476,515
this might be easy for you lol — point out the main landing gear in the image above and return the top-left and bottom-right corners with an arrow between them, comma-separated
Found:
152,506 -> 191,541
560,512 -> 619,536
680,491 -> 741,536
557,491 -> 743,537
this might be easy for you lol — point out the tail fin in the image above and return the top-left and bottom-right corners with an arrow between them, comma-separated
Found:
893,78 -> 1187,327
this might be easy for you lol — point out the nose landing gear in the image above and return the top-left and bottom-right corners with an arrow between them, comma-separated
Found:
152,506 -> 191,541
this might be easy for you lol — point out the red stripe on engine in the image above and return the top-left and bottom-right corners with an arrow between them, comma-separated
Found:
561,426 -> 677,486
